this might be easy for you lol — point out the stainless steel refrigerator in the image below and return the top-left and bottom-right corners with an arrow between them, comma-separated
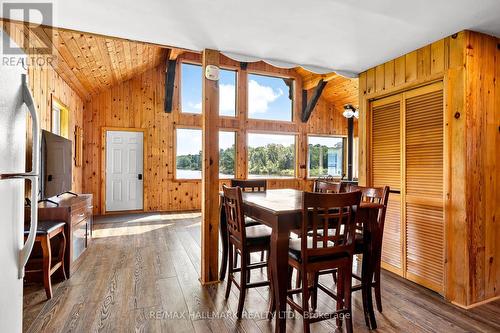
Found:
0,32 -> 40,332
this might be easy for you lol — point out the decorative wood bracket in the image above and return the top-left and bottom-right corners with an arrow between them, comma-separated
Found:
301,79 -> 327,122
164,59 -> 177,113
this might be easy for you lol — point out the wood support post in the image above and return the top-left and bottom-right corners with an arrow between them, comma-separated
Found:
200,49 -> 220,284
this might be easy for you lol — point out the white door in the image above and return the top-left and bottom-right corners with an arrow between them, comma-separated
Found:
106,131 -> 144,211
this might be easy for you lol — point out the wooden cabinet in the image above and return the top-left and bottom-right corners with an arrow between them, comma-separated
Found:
26,194 -> 93,277
369,82 -> 444,293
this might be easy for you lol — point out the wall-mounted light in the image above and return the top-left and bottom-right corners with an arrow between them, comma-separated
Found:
343,104 -> 359,119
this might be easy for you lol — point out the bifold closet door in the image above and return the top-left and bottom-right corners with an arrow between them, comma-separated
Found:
404,82 -> 444,293
370,95 -> 403,275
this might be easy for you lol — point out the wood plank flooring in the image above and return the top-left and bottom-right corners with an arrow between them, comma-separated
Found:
23,212 -> 500,333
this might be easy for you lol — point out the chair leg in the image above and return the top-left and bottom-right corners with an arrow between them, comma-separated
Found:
267,261 -> 275,317
287,265 -> 293,290
311,272 -> 319,311
246,253 -> 251,283
360,274 -> 371,328
295,269 -> 302,288
237,251 -> 248,318
336,267 -> 344,328
40,235 -> 53,299
374,268 -> 382,312
301,268 -> 311,333
343,262 -> 353,333
59,231 -> 67,280
225,244 -> 233,300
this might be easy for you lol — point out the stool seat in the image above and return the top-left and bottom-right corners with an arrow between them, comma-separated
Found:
24,221 -> 66,235
24,220 -> 67,300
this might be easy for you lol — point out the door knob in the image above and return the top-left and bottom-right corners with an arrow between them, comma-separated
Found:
138,174 -> 143,180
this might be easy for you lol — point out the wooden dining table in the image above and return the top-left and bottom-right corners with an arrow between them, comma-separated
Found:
219,189 -> 383,332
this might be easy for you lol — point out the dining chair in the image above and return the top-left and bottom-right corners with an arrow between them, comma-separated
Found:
231,179 -> 266,192
349,185 -> 389,312
314,185 -> 389,329
313,180 -> 341,194
294,179 -> 342,287
286,190 -> 362,333
222,185 -> 272,318
230,179 -> 267,264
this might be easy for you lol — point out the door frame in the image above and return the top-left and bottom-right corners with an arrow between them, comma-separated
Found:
101,127 -> 146,215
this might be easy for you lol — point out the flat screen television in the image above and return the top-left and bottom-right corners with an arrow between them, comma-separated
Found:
41,130 -> 73,199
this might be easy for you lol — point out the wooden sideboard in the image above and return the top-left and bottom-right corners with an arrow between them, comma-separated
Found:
26,194 -> 93,277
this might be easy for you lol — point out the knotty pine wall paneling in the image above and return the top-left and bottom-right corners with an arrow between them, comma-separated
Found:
83,53 -> 351,215
2,24 -> 85,193
358,30 -> 499,307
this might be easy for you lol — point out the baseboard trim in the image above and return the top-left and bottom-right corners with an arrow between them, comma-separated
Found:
452,295 -> 500,309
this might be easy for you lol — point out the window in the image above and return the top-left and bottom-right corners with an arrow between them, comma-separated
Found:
307,136 -> 343,178
219,69 -> 237,117
51,97 -> 69,138
181,63 -> 202,114
176,128 -> 202,179
352,137 -> 359,179
248,133 -> 295,178
248,73 -> 293,121
219,131 -> 236,178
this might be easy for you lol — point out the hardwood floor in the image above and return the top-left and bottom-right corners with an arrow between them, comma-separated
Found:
23,212 -> 500,333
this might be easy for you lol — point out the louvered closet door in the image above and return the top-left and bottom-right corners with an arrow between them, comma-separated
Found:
404,82 -> 444,293
371,95 -> 403,275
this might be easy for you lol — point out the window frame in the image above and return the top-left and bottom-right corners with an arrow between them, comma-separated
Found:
306,134 -> 346,180
218,129 -> 237,179
246,71 -> 295,123
179,62 -> 203,115
174,126 -> 203,181
218,67 -> 238,118
247,131 -> 298,179
51,95 -> 69,138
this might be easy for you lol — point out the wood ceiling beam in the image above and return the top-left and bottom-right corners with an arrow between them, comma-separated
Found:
169,48 -> 185,60
164,57 -> 177,113
302,72 -> 338,90
301,79 -> 327,122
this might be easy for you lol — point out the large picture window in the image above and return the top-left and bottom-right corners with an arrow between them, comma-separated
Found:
219,69 -> 236,117
248,73 -> 293,121
181,63 -> 202,114
307,136 -> 343,178
248,133 -> 295,178
219,131 -> 236,178
176,128 -> 202,179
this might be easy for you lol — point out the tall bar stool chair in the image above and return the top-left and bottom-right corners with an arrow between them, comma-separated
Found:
222,185 -> 272,318
286,191 -> 362,333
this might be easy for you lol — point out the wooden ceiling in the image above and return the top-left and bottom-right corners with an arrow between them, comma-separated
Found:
2,20 -> 357,106
2,20 -> 168,99
296,68 -> 358,108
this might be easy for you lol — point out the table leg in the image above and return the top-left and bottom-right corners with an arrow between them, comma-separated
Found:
270,219 -> 290,333
219,201 -> 228,281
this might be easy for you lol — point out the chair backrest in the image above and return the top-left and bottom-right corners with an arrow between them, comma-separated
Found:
231,179 -> 267,192
222,185 -> 246,246
348,185 -> 389,235
348,185 -> 389,205
314,180 -> 341,194
301,191 -> 362,262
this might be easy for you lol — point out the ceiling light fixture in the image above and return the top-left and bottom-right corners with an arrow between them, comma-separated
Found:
343,104 -> 359,119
